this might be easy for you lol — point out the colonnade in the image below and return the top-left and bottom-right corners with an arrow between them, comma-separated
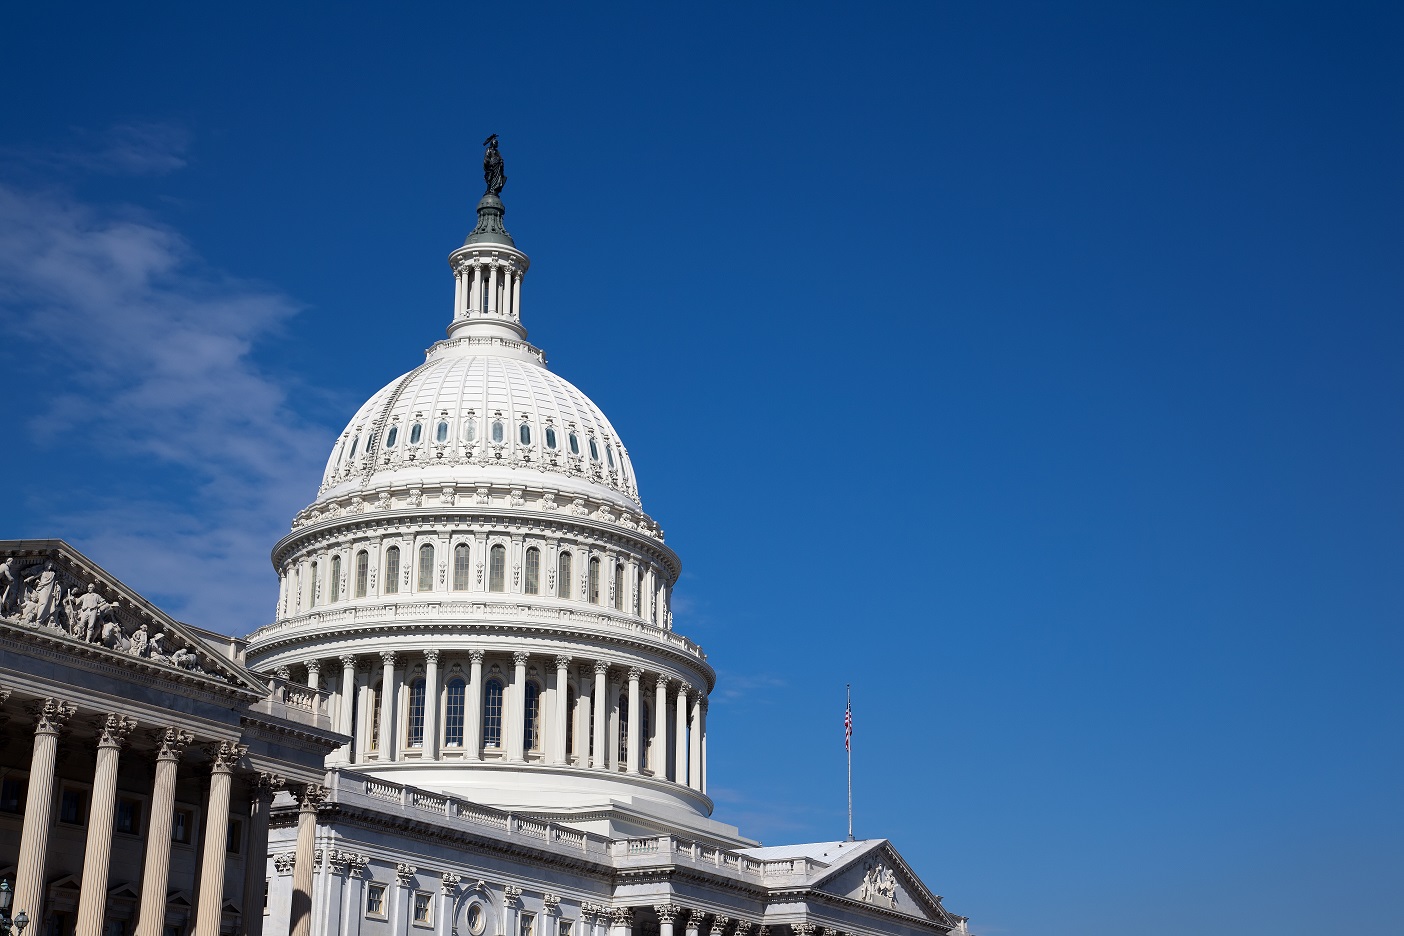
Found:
301,650 -> 708,793
4,695 -> 321,936
453,257 -> 523,322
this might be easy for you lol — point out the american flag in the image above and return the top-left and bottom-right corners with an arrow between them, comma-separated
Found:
845,699 -> 853,751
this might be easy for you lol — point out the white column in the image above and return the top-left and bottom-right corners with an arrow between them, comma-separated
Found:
592,661 -> 608,769
699,698 -> 708,794
354,662 -> 371,764
195,741 -> 247,936
378,650 -> 397,760
487,262 -> 499,315
611,907 -> 633,936
626,668 -> 641,775
511,269 -> 522,319
138,728 -> 196,936
674,683 -> 690,785
689,693 -> 703,790
454,269 -> 464,319
16,698 -> 76,922
424,649 -> 440,759
575,664 -> 592,766
76,715 -> 137,936
306,659 -> 321,691
470,262 -> 483,314
466,650 -> 484,759
288,785 -> 324,936
437,875 -> 460,936
238,772 -> 281,936
653,677 -> 669,777
338,655 -> 357,762
508,651 -> 528,762
655,906 -> 679,936
551,656 -> 571,765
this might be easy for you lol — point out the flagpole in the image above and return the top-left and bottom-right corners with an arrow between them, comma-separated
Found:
846,683 -> 854,842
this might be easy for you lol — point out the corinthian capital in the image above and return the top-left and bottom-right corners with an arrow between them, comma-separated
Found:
205,740 -> 248,772
95,713 -> 137,748
28,698 -> 76,734
154,726 -> 195,761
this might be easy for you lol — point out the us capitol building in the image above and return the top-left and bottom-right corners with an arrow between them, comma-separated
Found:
0,140 -> 972,936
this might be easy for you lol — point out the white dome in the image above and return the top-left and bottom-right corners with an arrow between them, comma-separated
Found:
317,339 -> 641,512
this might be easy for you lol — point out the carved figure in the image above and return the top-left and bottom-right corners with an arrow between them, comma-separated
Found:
171,647 -> 204,673
860,862 -> 897,906
148,630 -> 169,662
23,561 -> 62,628
0,557 -> 19,616
483,134 -> 506,196
74,584 -> 110,643
101,617 -> 126,650
129,623 -> 149,657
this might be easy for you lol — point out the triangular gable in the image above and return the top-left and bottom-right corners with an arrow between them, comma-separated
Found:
812,840 -> 961,926
0,540 -> 269,695
108,883 -> 141,899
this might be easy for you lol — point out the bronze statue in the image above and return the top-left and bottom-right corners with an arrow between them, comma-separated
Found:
483,134 -> 506,196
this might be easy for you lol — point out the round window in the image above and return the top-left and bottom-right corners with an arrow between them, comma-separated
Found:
466,903 -> 485,935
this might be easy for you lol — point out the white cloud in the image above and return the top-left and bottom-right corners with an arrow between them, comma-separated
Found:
0,122 -> 190,177
0,182 -> 331,634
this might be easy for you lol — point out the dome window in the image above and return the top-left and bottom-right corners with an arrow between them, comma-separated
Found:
436,421 -> 449,443
491,420 -> 504,443
464,417 -> 477,442
410,423 -> 423,445
605,444 -> 615,469
519,423 -> 531,445
588,438 -> 600,462
348,436 -> 359,459
385,426 -> 398,449
545,427 -> 558,450
568,432 -> 580,455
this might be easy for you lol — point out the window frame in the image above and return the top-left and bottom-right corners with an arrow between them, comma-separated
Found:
418,543 -> 434,592
406,677 -> 426,748
453,542 -> 471,591
412,890 -> 434,928
483,677 -> 505,749
365,883 -> 388,919
384,546 -> 401,595
489,543 -> 506,593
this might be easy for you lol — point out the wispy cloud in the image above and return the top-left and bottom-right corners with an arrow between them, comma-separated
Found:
0,180 -> 331,634
1,122 -> 190,177
713,672 -> 788,704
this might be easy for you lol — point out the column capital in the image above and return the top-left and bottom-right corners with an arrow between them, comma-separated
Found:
424,649 -> 441,665
677,682 -> 692,697
395,863 -> 417,885
305,660 -> 321,677
627,667 -> 642,681
339,654 -> 357,668
347,853 -> 370,877
610,908 -> 634,927
687,910 -> 708,930
379,650 -> 397,666
513,651 -> 530,666
503,884 -> 523,904
655,675 -> 670,691
254,771 -> 287,799
543,894 -> 561,915
27,697 -> 76,734
440,872 -> 461,895
555,655 -> 573,670
792,926 -> 816,936
469,649 -> 485,664
153,726 -> 195,761
593,659 -> 610,676
297,783 -> 327,811
654,905 -> 682,924
94,713 -> 137,749
276,666 -> 292,680
733,924 -> 752,936
709,916 -> 730,936
205,740 -> 248,773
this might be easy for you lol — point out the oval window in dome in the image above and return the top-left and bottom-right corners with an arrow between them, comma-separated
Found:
588,438 -> 600,462
519,423 -> 531,445
491,420 -> 504,443
385,426 -> 398,449
409,423 -> 422,445
605,444 -> 615,468
464,417 -> 476,442
545,427 -> 557,450
348,435 -> 359,459
436,421 -> 449,443
568,432 -> 580,455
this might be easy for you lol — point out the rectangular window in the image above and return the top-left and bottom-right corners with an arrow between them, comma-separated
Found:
632,569 -> 641,615
453,544 -> 471,591
588,558 -> 600,604
115,795 -> 143,835
524,548 -> 540,595
445,680 -> 466,747
0,775 -> 27,814
613,562 -> 623,610
413,892 -> 433,926
59,786 -> 88,826
102,919 -> 124,936
406,680 -> 426,748
369,685 -> 381,750
489,545 -> 506,592
366,884 -> 387,918
519,913 -> 534,936
557,553 -> 572,599
227,817 -> 245,854
559,922 -> 572,936
418,544 -> 434,592
172,806 -> 195,844
355,551 -> 369,598
385,547 -> 400,595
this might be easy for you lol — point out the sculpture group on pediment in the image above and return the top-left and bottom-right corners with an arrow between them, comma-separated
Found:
0,554 -> 231,683
860,862 -> 898,907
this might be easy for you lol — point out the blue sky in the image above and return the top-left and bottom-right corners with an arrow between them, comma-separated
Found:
1,3 -> 1401,934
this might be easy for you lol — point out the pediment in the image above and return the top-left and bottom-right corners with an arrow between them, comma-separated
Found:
0,541 -> 268,696
814,841 -> 962,926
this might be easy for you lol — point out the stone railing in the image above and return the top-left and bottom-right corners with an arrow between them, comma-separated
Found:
248,601 -> 706,661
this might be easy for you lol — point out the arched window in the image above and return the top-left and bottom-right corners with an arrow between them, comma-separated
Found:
566,687 -> 577,758
355,550 -> 369,598
588,557 -> 601,604
464,417 -> 477,442
329,555 -> 341,603
568,432 -> 580,455
406,678 -> 426,748
489,544 -> 506,592
444,678 -> 466,747
545,427 -> 557,450
618,692 -> 629,764
491,420 -> 504,443
524,547 -> 540,595
523,681 -> 541,752
557,552 -> 572,599
519,423 -> 531,445
384,546 -> 400,595
453,543 -> 470,591
483,678 -> 505,748
641,701 -> 651,771
368,682 -> 381,751
309,561 -> 319,608
348,435 -> 359,459
588,438 -> 600,462
632,567 -> 641,615
385,426 -> 398,449
606,444 -> 616,469
436,421 -> 449,443
410,423 -> 423,445
612,562 -> 623,611
418,544 -> 434,592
